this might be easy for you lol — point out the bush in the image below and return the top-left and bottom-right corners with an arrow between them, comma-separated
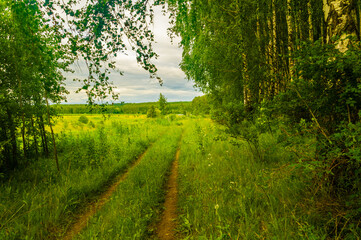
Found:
280,39 -> 361,237
147,106 -> 157,118
88,120 -> 95,128
78,115 -> 89,124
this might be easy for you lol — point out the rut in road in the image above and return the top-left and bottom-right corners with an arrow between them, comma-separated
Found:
62,147 -> 151,240
156,143 -> 181,240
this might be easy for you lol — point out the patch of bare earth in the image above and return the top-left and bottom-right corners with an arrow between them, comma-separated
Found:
61,148 -> 150,240
156,147 -> 181,240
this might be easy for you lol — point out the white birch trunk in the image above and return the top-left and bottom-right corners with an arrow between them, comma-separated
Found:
323,0 -> 358,51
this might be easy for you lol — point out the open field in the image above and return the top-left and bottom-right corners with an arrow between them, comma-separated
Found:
49,114 -> 149,133
1,114 -> 358,239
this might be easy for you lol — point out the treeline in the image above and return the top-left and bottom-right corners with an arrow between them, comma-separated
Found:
168,0 -> 361,237
52,97 -> 211,115
52,102 -> 193,115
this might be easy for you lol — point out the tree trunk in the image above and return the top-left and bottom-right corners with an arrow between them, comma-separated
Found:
30,116 -> 39,160
0,123 -> 10,171
15,65 -> 26,159
6,108 -> 18,169
39,116 -> 49,157
323,0 -> 358,51
45,95 -> 60,172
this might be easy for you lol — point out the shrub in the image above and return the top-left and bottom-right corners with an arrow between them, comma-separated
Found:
78,115 -> 89,124
147,106 -> 158,118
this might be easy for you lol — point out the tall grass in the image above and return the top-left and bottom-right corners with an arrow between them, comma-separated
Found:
1,115 -> 336,239
176,119 -> 327,239
0,116 -> 175,239
76,126 -> 183,239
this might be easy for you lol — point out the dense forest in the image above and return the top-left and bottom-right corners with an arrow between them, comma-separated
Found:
167,0 -> 361,237
1,0 -> 361,239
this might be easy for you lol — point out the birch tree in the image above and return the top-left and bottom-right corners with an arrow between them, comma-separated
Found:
323,0 -> 359,51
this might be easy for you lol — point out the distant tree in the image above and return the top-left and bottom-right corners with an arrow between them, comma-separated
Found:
158,93 -> 168,115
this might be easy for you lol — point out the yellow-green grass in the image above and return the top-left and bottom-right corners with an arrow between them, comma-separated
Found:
75,126 -> 183,239
0,116 -> 180,240
1,115 -> 334,239
50,114 -> 148,134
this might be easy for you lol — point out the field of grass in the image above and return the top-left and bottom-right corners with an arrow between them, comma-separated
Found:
50,114 -> 148,133
176,120 -> 326,239
0,115 -> 180,239
76,126 -> 182,239
0,114 -> 346,239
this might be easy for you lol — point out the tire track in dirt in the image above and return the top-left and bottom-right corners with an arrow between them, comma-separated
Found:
61,146 -> 151,240
156,138 -> 182,240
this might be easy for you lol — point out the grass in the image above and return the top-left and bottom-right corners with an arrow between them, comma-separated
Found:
75,126 -> 183,239
49,114 -> 147,133
176,119 -> 328,239
1,114 -> 342,239
0,115 -> 180,239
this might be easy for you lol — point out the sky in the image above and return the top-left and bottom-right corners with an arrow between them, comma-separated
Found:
62,6 -> 203,104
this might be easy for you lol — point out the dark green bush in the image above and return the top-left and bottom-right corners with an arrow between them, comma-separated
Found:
78,115 -> 89,124
147,106 -> 157,118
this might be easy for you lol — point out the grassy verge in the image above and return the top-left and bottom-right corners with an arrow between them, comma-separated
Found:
176,119 -> 327,239
75,126 -> 183,239
0,116 -> 176,239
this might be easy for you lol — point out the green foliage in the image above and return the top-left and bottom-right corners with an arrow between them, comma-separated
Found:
191,95 -> 210,115
211,101 -> 247,127
56,0 -> 164,103
52,102 -> 192,115
177,119 -> 325,239
158,93 -> 168,115
0,0 -> 168,172
169,0 -> 361,238
261,39 -> 361,236
168,0 -> 323,116
0,0 -> 68,171
146,105 -> 158,118
78,115 -> 89,124
281,40 -> 361,131
0,116 -> 173,239
76,127 -> 182,239
88,120 -> 95,128
2,115 -> 359,239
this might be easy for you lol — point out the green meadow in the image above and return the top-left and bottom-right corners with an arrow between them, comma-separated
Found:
1,113 -> 345,240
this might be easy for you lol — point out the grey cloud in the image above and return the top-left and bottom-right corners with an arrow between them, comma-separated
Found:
61,5 -> 202,104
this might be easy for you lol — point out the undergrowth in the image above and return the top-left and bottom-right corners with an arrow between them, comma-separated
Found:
176,119 -> 329,239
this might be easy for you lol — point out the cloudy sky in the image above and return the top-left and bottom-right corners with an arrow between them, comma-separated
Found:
63,6 -> 203,104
